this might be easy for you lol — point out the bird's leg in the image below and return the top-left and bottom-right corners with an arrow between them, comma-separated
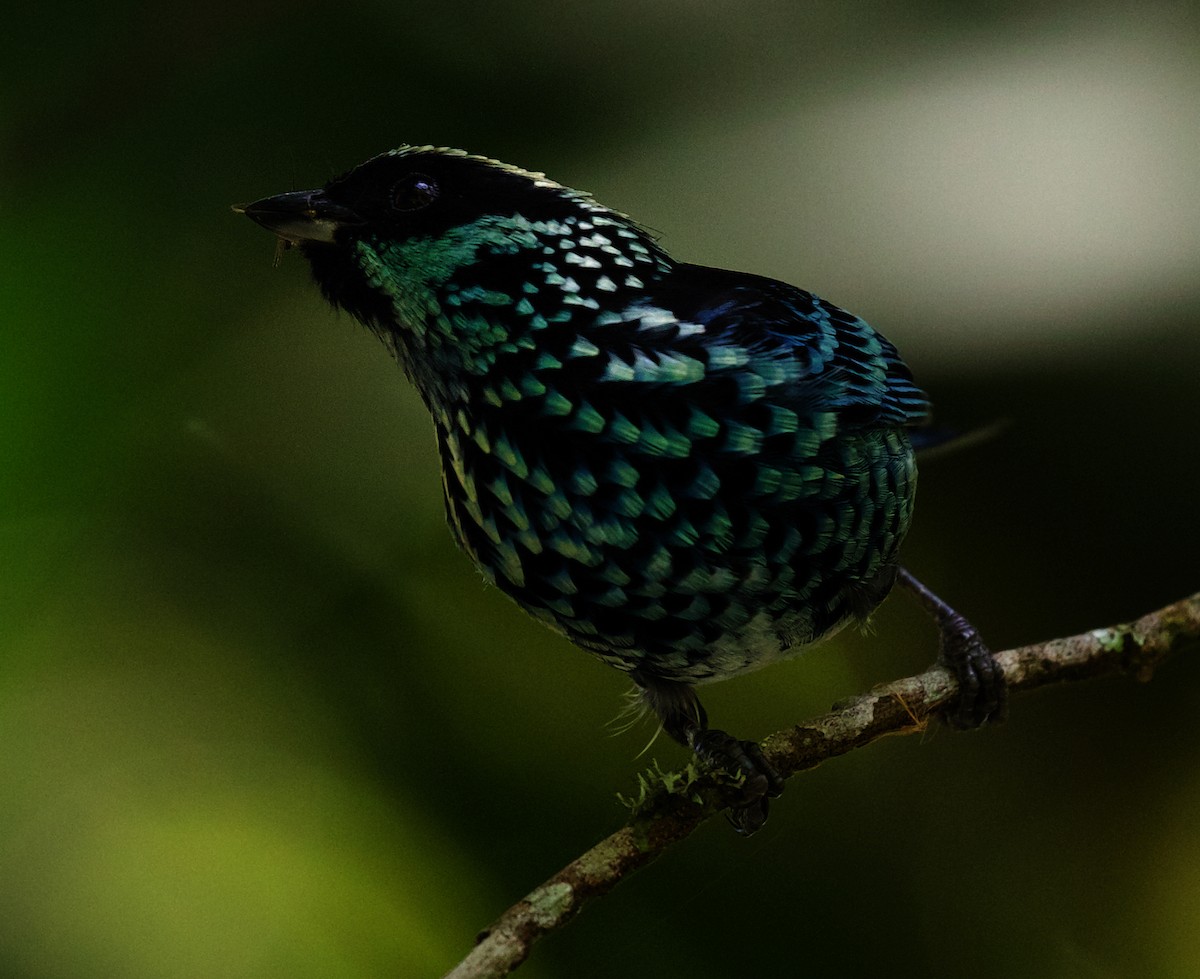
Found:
632,672 -> 784,835
896,567 -> 1008,728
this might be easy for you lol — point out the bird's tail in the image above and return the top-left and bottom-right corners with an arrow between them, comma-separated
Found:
909,418 -> 1010,461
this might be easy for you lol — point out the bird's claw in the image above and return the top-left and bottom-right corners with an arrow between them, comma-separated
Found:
938,615 -> 1008,729
691,729 -> 784,836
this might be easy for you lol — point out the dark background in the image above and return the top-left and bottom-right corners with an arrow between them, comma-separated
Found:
4,2 -> 1199,976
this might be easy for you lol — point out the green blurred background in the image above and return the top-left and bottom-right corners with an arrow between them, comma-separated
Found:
4,2 -> 1199,976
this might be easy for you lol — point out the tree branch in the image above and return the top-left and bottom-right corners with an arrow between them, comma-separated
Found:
442,592 -> 1200,979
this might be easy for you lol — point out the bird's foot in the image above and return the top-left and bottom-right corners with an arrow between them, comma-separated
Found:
634,673 -> 784,834
691,728 -> 784,835
937,614 -> 1008,729
897,567 -> 1007,729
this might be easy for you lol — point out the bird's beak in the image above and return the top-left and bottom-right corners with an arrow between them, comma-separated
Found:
232,190 -> 365,245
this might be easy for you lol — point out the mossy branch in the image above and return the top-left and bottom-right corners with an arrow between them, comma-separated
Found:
441,591 -> 1200,979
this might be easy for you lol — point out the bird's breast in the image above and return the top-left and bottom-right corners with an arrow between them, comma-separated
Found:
433,398 -> 917,683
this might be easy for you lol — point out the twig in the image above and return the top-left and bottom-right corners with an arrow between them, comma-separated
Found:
442,591 -> 1200,979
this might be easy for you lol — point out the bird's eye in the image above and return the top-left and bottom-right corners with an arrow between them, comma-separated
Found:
392,173 -> 439,212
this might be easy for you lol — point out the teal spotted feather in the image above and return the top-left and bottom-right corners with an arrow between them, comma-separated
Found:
239,146 -> 1005,833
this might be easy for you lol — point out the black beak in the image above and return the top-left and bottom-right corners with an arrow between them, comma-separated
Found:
233,189 -> 364,244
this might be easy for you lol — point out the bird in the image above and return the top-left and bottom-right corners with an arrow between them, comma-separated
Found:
237,146 -> 1006,833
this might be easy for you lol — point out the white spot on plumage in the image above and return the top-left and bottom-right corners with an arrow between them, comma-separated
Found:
565,252 -> 602,269
626,306 -> 677,329
601,355 -> 636,382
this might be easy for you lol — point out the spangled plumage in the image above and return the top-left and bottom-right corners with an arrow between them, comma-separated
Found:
239,146 -> 1004,832
436,264 -> 928,684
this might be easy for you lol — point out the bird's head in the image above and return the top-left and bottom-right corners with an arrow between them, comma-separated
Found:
238,146 -> 670,404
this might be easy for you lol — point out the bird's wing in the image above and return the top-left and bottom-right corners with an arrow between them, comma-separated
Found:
643,263 -> 931,431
